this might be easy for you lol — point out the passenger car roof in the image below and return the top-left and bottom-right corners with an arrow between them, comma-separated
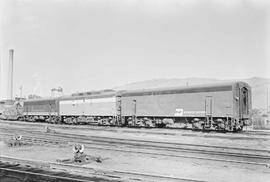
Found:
119,81 -> 249,97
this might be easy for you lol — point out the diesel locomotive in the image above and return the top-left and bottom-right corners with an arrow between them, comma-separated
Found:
18,81 -> 252,131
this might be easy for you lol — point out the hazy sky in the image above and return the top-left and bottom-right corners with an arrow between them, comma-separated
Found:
0,0 -> 270,98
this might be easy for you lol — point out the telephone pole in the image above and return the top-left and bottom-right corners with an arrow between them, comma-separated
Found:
19,86 -> 23,98
267,87 -> 269,113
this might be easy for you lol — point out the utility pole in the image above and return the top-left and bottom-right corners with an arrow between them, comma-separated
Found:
267,87 -> 269,114
7,49 -> 14,100
19,86 -> 23,98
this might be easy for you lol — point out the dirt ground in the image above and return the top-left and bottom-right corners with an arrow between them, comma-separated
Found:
0,141 -> 270,182
1,121 -> 270,182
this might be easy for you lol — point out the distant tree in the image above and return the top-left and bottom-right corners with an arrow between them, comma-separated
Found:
251,108 -> 262,117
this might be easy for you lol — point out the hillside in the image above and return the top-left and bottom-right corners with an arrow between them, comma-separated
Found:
115,77 -> 270,111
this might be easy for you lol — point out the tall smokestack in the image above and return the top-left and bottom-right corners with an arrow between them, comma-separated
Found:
7,49 -> 14,100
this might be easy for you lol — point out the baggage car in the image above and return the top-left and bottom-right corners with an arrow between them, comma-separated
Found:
119,82 -> 251,131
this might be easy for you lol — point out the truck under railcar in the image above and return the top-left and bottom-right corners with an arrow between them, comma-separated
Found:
119,82 -> 251,131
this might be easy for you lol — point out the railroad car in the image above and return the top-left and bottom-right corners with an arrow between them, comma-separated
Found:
119,82 -> 251,131
0,101 -> 23,120
23,98 -> 59,122
59,91 -> 118,125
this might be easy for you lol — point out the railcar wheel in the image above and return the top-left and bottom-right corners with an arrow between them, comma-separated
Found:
191,118 -> 203,130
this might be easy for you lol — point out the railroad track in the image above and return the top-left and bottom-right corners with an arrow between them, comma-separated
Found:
1,119 -> 270,141
1,126 -> 269,155
0,161 -> 117,182
0,156 -> 206,182
244,130 -> 270,136
1,127 -> 270,168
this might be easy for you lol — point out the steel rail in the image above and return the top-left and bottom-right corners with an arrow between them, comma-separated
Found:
0,156 -> 206,182
0,167 -> 94,182
1,121 -> 270,144
2,119 -> 270,137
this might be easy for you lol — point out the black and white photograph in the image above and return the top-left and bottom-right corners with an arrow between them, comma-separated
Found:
0,0 -> 270,181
